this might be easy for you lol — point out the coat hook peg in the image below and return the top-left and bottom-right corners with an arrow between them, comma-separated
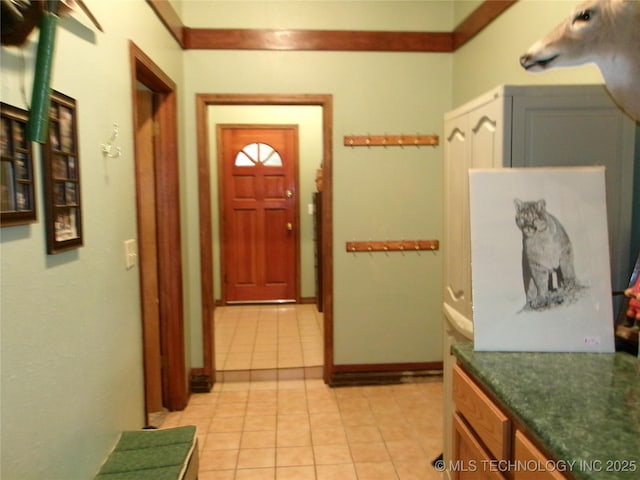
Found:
366,134 -> 371,148
101,122 -> 122,159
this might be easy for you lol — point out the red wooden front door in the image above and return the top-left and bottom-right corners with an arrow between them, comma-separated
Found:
220,125 -> 298,303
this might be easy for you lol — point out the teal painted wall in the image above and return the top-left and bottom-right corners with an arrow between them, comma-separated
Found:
182,48 -> 451,366
0,1 -> 184,478
179,0 -> 455,368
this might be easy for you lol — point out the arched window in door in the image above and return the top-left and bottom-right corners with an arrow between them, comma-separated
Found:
234,142 -> 283,167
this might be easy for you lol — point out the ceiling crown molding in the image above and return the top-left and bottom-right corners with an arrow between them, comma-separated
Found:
183,28 -> 453,52
147,0 -> 517,52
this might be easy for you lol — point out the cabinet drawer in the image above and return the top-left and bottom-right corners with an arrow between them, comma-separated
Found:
453,364 -> 510,460
454,413 -> 507,480
514,431 -> 566,480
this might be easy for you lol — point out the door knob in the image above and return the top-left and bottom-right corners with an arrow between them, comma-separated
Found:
285,189 -> 293,199
287,222 -> 293,231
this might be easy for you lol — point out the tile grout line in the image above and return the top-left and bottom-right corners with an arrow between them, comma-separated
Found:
215,305 -> 324,387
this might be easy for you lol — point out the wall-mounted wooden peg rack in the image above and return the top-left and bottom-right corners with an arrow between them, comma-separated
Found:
346,240 -> 439,253
343,134 -> 439,147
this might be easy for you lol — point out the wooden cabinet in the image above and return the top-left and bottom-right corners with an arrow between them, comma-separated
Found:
454,413 -> 507,480
452,364 -> 566,480
443,84 -> 637,322
453,365 -> 510,460
443,85 -> 636,468
514,431 -> 567,480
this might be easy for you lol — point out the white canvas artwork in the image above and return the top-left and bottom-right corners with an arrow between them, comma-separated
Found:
469,167 -> 615,352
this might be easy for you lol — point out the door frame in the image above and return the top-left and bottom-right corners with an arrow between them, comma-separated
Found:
218,124 -> 301,304
195,94 -> 334,385
130,42 -> 188,412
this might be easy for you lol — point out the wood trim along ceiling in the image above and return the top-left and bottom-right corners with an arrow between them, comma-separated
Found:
184,29 -> 453,52
147,0 -> 517,52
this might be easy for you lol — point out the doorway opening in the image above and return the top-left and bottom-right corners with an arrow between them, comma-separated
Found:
196,94 -> 334,386
130,42 -> 187,423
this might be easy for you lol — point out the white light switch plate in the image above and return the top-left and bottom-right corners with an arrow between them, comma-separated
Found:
124,239 -> 137,269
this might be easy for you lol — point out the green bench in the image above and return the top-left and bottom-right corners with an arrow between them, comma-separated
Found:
94,426 -> 198,480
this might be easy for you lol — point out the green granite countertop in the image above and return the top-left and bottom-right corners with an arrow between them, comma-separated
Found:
453,342 -> 640,480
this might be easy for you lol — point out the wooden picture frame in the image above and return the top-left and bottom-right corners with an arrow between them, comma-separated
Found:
42,91 -> 83,254
1,103 -> 36,226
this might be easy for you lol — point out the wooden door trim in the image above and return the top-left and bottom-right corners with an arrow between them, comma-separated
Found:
134,89 -> 163,415
130,41 -> 188,412
217,124 -> 301,304
196,94 -> 334,385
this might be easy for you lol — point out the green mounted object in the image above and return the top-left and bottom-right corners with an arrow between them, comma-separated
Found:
27,11 -> 58,144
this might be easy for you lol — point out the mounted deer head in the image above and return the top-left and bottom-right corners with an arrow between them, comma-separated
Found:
520,0 -> 640,122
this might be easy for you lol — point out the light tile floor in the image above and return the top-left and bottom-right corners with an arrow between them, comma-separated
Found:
215,305 -> 324,382
162,304 -> 444,479
163,378 -> 444,480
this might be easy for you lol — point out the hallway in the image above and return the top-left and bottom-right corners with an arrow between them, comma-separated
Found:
214,304 -> 324,382
164,377 -> 444,480
159,303 -> 444,479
